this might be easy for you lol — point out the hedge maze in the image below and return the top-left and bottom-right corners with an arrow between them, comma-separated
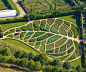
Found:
3,18 -> 81,61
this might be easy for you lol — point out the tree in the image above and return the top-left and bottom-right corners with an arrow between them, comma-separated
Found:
34,61 -> 41,70
60,68 -> 66,72
20,58 -> 28,67
52,65 -> 60,72
2,56 -> 9,63
76,65 -> 81,71
33,53 -> 49,65
52,59 -> 61,67
46,65 -> 53,72
28,59 -> 34,69
8,56 -> 16,64
20,51 -> 28,58
0,54 -> 3,62
0,25 -> 3,38
41,65 -> 46,72
1,47 -> 11,56
63,62 -> 71,70
14,50 -> 22,58
15,58 -> 21,66
27,52 -> 34,60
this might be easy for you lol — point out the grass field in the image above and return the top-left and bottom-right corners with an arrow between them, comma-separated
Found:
0,39 -> 39,54
0,22 -> 28,31
70,58 -> 81,67
0,0 -> 7,10
9,0 -> 20,15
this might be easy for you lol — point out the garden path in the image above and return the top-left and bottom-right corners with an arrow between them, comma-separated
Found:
12,0 -> 26,17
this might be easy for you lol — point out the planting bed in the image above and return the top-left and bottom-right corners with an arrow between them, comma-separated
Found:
2,18 -> 81,61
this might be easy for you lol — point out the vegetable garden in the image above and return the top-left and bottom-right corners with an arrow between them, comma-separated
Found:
2,18 -> 81,62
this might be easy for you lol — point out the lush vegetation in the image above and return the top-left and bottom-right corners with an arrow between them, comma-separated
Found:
9,0 -> 20,15
0,0 -> 7,10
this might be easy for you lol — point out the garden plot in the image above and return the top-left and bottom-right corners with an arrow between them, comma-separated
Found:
3,18 -> 81,61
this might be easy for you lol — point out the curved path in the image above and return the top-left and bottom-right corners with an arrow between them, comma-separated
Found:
0,18 -> 82,62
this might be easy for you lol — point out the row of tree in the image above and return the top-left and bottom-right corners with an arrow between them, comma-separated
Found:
0,46 -> 84,71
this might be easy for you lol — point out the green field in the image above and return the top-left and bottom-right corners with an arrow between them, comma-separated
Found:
0,0 -> 7,10
9,0 -> 20,15
0,22 -> 28,31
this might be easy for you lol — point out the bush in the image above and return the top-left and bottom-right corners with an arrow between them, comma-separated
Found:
1,47 -> 11,56
20,58 -> 28,67
2,56 -> 9,63
0,54 -> 3,62
34,61 -> 41,70
8,56 -> 16,64
21,26 -> 27,31
40,26 -> 48,31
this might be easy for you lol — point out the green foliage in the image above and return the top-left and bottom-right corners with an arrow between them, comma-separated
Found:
34,61 -> 41,70
52,59 -> 61,67
32,32 -> 45,38
55,19 -> 63,25
63,62 -> 71,70
21,26 -> 27,31
0,54 -> 3,62
33,53 -> 49,65
41,20 -> 46,27
26,32 -> 33,36
14,50 -> 22,58
27,52 -> 34,60
20,58 -> 28,67
2,56 -> 9,63
27,25 -> 33,30
29,38 -> 36,42
28,59 -> 35,70
8,56 -> 16,64
20,32 -> 26,38
64,21 -> 70,27
52,65 -> 60,72
15,58 -> 21,66
1,47 -> 11,56
46,24 -> 50,29
68,47 -> 74,53
46,65 -> 53,72
47,19 -> 55,25
37,33 -> 53,41
71,24 -> 79,38
47,35 -> 60,44
46,49 -> 54,53
60,45 -> 66,52
40,26 -> 48,31
50,27 -> 59,34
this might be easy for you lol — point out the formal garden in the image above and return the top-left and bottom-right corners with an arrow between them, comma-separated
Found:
19,0 -> 75,14
2,18 -> 81,62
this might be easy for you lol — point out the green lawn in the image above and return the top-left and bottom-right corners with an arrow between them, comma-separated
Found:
0,22 -> 28,32
0,39 -> 39,54
9,0 -> 20,15
58,15 -> 76,24
70,58 -> 81,67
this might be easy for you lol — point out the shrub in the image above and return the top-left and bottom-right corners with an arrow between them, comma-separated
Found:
40,26 -> 48,31
21,26 -> 27,31
50,27 -> 59,34
20,32 -> 26,38
68,47 -> 74,53
29,38 -> 36,42
2,56 -> 9,63
8,56 -> 16,64
27,25 -> 33,30
37,33 -> 53,41
34,61 -> 41,70
1,47 -> 11,56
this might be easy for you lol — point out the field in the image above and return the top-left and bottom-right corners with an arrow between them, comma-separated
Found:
0,0 -> 7,10
2,17 -> 81,62
20,0 -> 71,14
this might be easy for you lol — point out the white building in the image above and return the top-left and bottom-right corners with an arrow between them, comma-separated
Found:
0,10 -> 17,18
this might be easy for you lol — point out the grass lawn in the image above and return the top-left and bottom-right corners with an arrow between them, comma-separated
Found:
58,15 -> 76,24
0,22 -> 28,32
70,58 -> 81,67
0,39 -> 39,54
9,0 -> 20,15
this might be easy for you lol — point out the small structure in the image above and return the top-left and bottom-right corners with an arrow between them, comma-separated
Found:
0,10 -> 17,18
